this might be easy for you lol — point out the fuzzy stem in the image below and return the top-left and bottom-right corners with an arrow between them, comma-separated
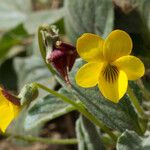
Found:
4,134 -> 77,145
127,86 -> 146,117
127,86 -> 148,134
36,83 -> 118,142
137,79 -> 150,101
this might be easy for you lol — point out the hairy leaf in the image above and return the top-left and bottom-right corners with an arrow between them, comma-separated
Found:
14,56 -> 55,89
0,0 -> 31,30
61,59 -> 142,133
76,115 -> 105,150
64,0 -> 114,43
117,130 -> 150,150
0,0 -> 64,34
24,8 -> 65,34
24,88 -> 76,130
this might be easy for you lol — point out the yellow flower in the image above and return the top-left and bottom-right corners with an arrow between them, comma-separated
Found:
0,87 -> 20,132
75,30 -> 145,103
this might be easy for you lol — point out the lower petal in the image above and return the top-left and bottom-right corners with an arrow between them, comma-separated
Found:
114,55 -> 145,80
0,103 -> 14,132
98,70 -> 128,103
0,90 -> 20,132
75,62 -> 102,88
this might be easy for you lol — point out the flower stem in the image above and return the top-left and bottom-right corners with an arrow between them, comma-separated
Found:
137,79 -> 150,101
4,134 -> 77,145
127,86 -> 146,118
127,86 -> 148,134
36,83 -> 117,142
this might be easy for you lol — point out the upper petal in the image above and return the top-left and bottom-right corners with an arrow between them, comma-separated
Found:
75,62 -> 102,88
103,30 -> 133,62
114,55 -> 145,80
98,69 -> 128,103
77,33 -> 104,62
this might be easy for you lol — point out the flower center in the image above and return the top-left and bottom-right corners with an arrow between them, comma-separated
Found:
102,64 -> 119,83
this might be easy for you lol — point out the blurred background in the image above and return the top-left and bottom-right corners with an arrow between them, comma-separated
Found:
0,0 -> 149,149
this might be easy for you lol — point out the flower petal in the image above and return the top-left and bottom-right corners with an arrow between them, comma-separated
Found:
114,55 -> 145,80
0,90 -> 20,132
77,33 -> 104,62
98,70 -> 128,103
103,30 -> 133,62
75,62 -> 102,88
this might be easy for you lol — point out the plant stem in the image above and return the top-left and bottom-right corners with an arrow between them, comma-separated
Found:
137,79 -> 150,101
5,134 -> 77,145
127,86 -> 149,134
127,86 -> 146,118
36,83 -> 117,142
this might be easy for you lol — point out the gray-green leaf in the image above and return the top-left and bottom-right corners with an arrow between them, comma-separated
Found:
76,115 -> 105,150
24,88 -> 76,130
0,0 -> 32,30
24,8 -> 65,34
117,130 -> 150,150
64,0 -> 114,43
0,0 -> 64,33
14,56 -> 55,90
61,59 -> 142,133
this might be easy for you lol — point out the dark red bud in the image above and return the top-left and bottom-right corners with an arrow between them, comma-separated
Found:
46,41 -> 78,84
2,89 -> 20,106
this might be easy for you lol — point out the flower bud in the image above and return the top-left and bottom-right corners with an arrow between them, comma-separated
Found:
18,83 -> 39,105
46,41 -> 78,83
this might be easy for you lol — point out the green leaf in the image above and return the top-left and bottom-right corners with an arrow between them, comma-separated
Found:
14,56 -> 55,90
76,115 -> 105,150
0,24 -> 28,60
60,59 -> 142,133
64,0 -> 114,43
24,88 -> 76,130
23,8 -> 65,34
117,130 -> 150,150
0,0 -> 32,30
